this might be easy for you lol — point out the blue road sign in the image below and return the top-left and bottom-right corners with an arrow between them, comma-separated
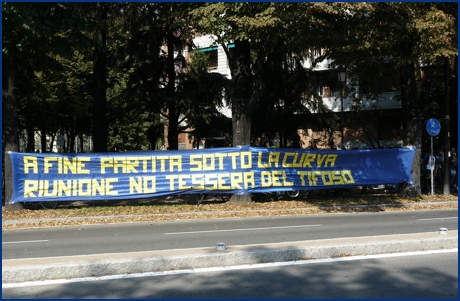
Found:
426,118 -> 441,136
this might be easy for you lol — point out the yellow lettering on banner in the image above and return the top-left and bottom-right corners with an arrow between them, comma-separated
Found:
271,171 -> 283,187
307,172 -> 313,185
142,177 -> 156,193
43,180 -> 57,197
130,177 -> 143,194
190,155 -> 202,171
24,180 -> 38,197
342,170 -> 355,184
166,175 -> 178,191
316,154 -> 327,167
63,157 -> 77,174
240,152 -> 252,169
203,154 -> 215,171
321,172 -> 334,185
228,153 -> 239,169
72,180 -> 78,196
156,156 -> 168,172
38,180 -> 44,197
303,154 -> 316,168
191,174 -> 204,190
296,170 -> 354,186
168,172 -> 256,191
292,153 -> 304,168
24,157 -> 38,174
205,174 -> 218,190
297,171 -> 308,186
268,152 -> 280,167
91,179 -> 105,195
125,158 -> 139,173
243,172 -> 255,189
138,157 -> 152,172
261,171 -> 271,187
230,173 -> 243,189
324,154 -> 337,167
178,175 -> 191,190
100,158 -> 113,174
105,178 -> 118,195
311,171 -> 322,186
78,158 -> 90,174
170,156 -> 182,172
260,171 -> 293,187
215,153 -> 227,170
44,157 -> 58,174
257,152 -> 269,168
57,180 -> 72,196
218,174 -> 230,190
24,178 -> 119,197
113,157 -> 125,173
282,153 -> 294,168
78,179 -> 91,196
331,171 -> 344,184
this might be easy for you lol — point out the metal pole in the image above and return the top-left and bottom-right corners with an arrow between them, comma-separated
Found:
443,57 -> 450,196
341,86 -> 344,149
431,136 -> 434,195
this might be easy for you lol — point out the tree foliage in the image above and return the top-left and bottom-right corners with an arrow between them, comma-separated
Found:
2,2 -> 457,208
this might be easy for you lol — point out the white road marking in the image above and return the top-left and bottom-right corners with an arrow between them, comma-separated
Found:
2,240 -> 49,245
3,248 -> 457,288
417,217 -> 458,221
164,224 -> 323,235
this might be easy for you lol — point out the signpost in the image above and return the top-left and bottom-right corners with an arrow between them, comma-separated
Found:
56,135 -> 64,147
426,118 -> 441,195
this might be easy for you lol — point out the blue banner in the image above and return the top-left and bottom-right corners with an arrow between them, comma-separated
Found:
9,146 -> 416,203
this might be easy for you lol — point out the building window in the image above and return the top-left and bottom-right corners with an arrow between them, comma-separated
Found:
312,47 -> 323,57
317,85 -> 331,97
195,46 -> 218,70
208,49 -> 218,70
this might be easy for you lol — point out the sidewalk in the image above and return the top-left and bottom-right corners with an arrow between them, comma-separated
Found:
3,230 -> 457,284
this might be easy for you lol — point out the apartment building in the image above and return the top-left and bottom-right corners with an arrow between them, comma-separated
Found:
192,36 -> 405,150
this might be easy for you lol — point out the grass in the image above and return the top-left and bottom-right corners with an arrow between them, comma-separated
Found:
2,190 -> 457,230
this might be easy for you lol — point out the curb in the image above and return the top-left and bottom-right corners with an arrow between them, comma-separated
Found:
2,230 -> 457,284
2,201 -> 458,228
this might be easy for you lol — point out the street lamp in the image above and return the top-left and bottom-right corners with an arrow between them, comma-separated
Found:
337,69 -> 346,149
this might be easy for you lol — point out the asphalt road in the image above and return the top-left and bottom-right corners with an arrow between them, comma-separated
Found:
3,250 -> 457,299
2,209 -> 457,260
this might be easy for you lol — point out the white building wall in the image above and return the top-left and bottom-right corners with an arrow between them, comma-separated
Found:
320,91 -> 401,113
192,36 -> 401,117
193,36 -> 232,118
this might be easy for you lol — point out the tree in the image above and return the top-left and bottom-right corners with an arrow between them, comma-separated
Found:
2,3 -> 92,209
92,2 -> 109,152
190,3 -> 344,203
313,2 -> 457,196
2,3 -> 77,209
177,50 -> 230,145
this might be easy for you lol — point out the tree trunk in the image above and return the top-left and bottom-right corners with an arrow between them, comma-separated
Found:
228,40 -> 254,204
229,40 -> 253,147
165,30 -> 179,150
400,60 -> 422,198
79,134 -> 84,152
40,128 -> 47,153
26,126 -> 35,152
2,47 -> 24,210
92,2 -> 108,152
167,114 -> 179,150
